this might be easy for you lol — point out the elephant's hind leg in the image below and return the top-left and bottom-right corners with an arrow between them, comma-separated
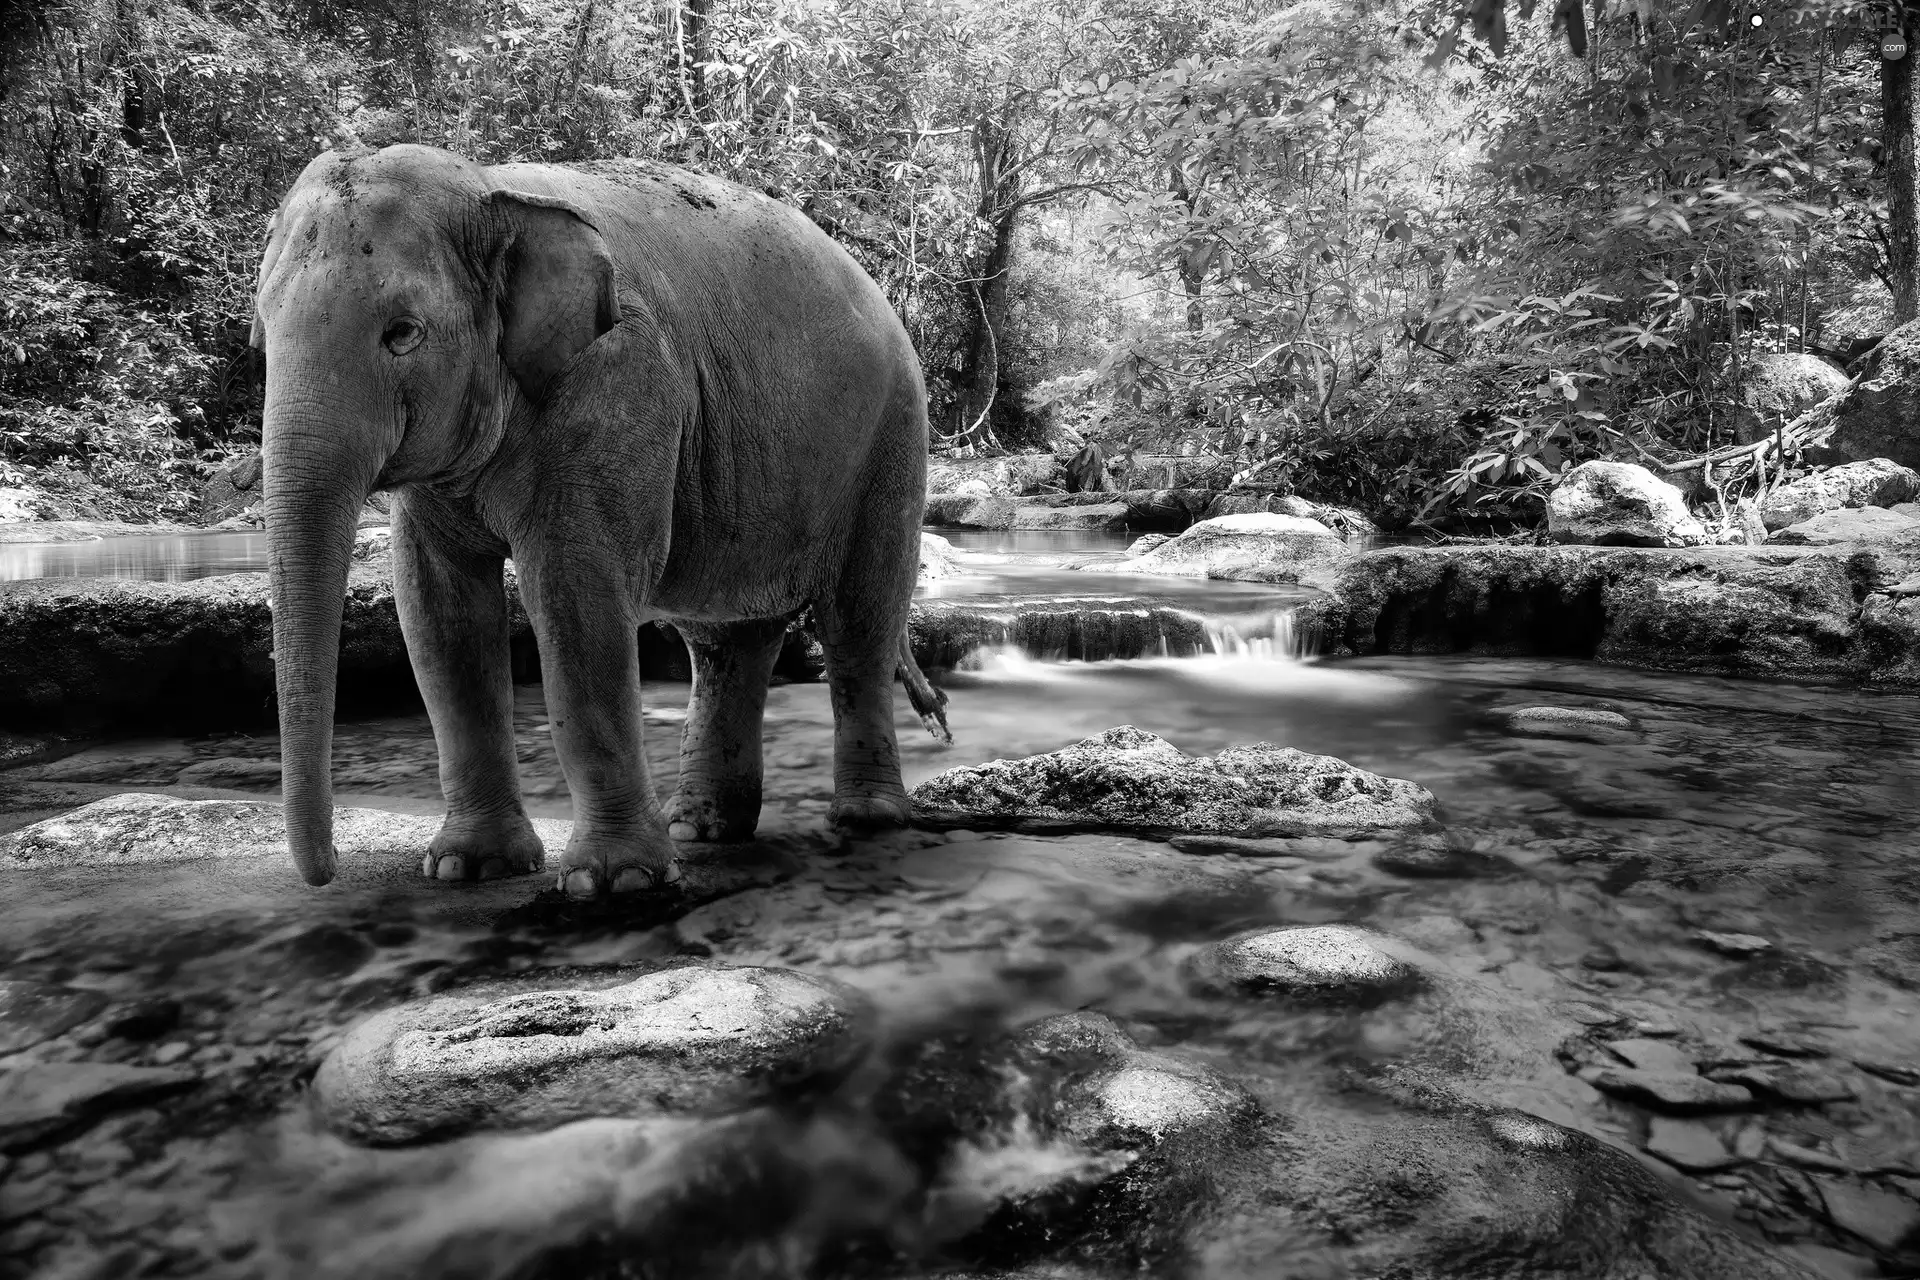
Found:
664,618 -> 788,842
390,494 -> 544,882
813,593 -> 914,833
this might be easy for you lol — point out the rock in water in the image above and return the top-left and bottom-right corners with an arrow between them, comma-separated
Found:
918,531 -> 966,582
1546,461 -> 1708,548
1760,457 -> 1920,530
1109,512 -> 1346,580
1187,924 -> 1424,1002
1014,1013 -> 1261,1150
314,964 -> 872,1145
1643,1117 -> 1740,1173
909,726 -> 1437,840
1124,533 -> 1172,555
1578,1067 -> 1755,1114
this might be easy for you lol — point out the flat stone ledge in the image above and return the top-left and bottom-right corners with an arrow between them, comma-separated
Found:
1294,536 -> 1920,690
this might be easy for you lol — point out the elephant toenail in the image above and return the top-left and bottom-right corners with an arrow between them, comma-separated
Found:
479,857 -> 509,880
661,861 -> 684,885
611,867 -> 657,894
420,853 -> 437,878
562,868 -> 599,898
436,855 -> 466,881
668,821 -> 700,842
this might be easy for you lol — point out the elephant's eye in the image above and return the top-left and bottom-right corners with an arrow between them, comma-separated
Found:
382,317 -> 426,356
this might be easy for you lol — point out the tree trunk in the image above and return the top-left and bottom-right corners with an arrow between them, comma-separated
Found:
1171,163 -> 1203,332
955,112 -> 1019,449
1883,22 -> 1920,323
681,0 -> 714,110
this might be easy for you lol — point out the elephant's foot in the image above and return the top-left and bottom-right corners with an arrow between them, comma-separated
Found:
663,790 -> 759,843
828,791 -> 912,832
555,834 -> 682,900
421,814 -> 546,882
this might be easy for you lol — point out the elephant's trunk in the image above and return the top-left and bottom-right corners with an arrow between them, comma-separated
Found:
263,393 -> 385,887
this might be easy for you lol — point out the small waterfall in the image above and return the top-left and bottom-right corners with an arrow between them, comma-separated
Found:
1196,608 -> 1303,661
946,605 -> 1305,672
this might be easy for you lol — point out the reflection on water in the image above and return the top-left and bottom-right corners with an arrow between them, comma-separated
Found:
0,530 -> 271,582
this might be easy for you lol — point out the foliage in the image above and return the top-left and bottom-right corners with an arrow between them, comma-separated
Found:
0,0 -> 1909,528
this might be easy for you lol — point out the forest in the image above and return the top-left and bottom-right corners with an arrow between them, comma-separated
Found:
0,0 -> 1913,530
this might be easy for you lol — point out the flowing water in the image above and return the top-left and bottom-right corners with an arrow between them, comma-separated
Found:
0,531 -> 272,583
2,528 -> 1918,1279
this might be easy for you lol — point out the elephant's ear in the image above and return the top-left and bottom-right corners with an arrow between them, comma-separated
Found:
488,189 -> 621,402
250,212 -> 281,352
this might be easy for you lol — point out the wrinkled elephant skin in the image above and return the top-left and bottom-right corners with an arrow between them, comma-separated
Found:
252,144 -> 937,896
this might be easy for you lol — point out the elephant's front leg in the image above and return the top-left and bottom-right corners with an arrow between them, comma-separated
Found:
516,552 -> 675,897
391,495 -> 544,881
665,618 -> 789,842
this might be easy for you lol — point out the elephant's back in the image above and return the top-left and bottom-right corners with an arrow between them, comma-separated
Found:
489,160 -> 879,308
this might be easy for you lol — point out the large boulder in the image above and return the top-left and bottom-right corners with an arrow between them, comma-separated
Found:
314,965 -> 873,1145
1759,458 -> 1920,530
1109,512 -> 1346,580
1734,352 -> 1849,445
909,725 -> 1438,840
1546,461 -> 1707,548
199,452 -> 263,523
1798,318 -> 1920,468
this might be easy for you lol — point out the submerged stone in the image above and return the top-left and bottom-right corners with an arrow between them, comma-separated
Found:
0,980 -> 107,1054
1739,1028 -> 1831,1059
1603,1037 -> 1697,1074
1188,924 -> 1422,1002
1813,1176 -> 1920,1253
0,1062 -> 198,1151
314,964 -> 872,1145
1494,705 -> 1634,737
1643,1116 -> 1741,1173
910,726 -> 1438,840
1579,1067 -> 1755,1113
1706,1063 -> 1856,1104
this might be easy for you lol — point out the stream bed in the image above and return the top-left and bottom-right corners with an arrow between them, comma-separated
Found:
1,529 -> 1918,1279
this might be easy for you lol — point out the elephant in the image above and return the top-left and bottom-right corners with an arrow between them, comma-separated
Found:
251,143 -> 948,897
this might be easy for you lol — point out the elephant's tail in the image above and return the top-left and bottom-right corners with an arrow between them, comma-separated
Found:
897,630 -> 952,744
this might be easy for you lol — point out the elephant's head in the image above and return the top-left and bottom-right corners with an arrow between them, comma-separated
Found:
251,144 -> 621,885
